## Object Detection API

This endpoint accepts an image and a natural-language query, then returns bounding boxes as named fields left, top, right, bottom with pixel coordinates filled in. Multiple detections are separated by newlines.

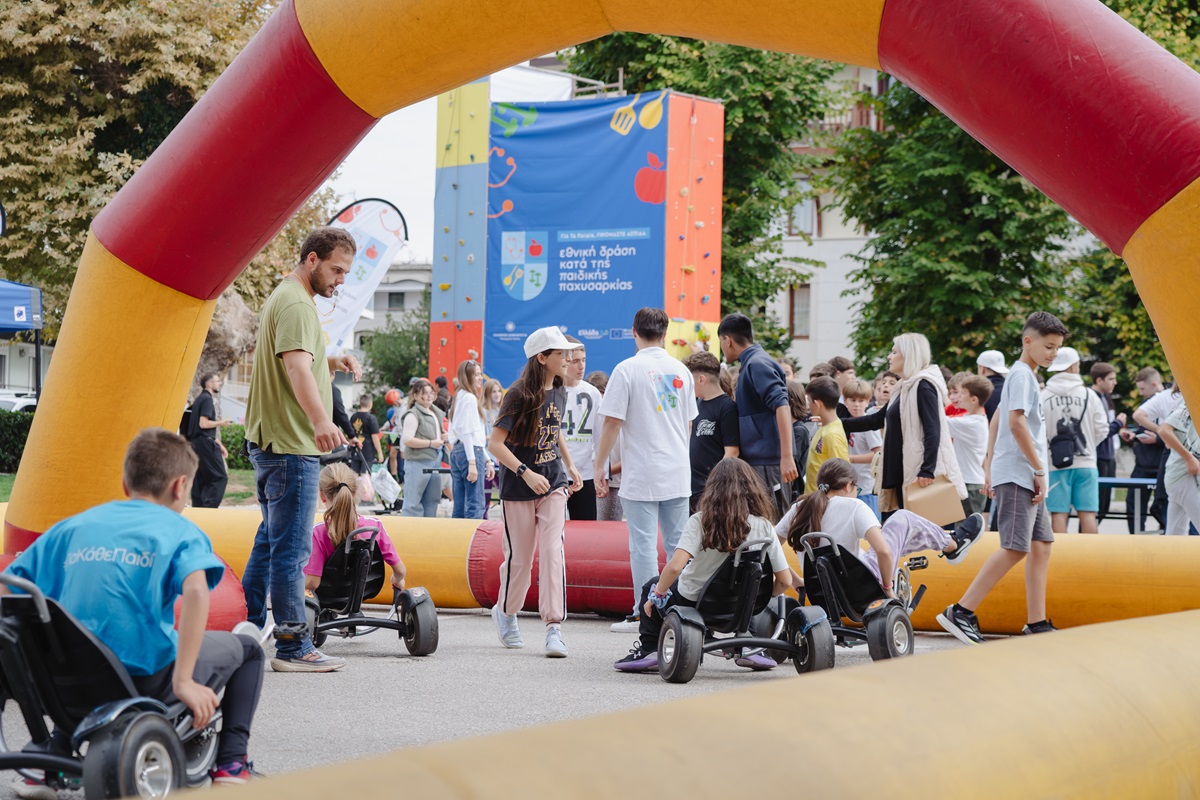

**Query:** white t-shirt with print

left=990, top=361, right=1046, bottom=492
left=599, top=347, right=697, bottom=502
left=563, top=381, right=603, bottom=481
left=847, top=428, right=882, bottom=494
left=675, top=514, right=788, bottom=601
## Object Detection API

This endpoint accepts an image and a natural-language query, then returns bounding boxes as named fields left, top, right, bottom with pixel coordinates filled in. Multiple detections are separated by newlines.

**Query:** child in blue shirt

left=3, top=429, right=263, bottom=786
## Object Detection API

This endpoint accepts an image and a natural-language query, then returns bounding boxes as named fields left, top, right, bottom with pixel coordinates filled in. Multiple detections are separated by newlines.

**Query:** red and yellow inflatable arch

left=6, top=0, right=1200, bottom=791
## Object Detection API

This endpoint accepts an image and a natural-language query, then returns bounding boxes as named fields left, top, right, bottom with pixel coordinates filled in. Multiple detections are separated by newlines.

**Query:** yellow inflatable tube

left=235, top=611, right=1200, bottom=798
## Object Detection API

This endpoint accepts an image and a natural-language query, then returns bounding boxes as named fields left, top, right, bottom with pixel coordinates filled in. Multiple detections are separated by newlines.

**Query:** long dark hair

left=499, top=351, right=562, bottom=448
left=698, top=459, right=777, bottom=553
left=786, top=458, right=856, bottom=551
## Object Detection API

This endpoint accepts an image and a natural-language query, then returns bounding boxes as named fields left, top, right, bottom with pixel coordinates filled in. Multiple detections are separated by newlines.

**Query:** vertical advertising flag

left=485, top=94, right=670, bottom=381
left=318, top=199, right=408, bottom=355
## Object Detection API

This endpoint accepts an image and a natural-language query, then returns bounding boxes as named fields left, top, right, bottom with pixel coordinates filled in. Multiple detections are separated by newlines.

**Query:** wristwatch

left=516, top=464, right=528, bottom=477
left=1033, top=469, right=1047, bottom=476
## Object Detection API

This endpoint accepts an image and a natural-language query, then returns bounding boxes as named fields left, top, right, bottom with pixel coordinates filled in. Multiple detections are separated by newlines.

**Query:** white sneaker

left=609, top=615, right=640, bottom=633
left=545, top=627, right=568, bottom=658
left=492, top=604, right=524, bottom=648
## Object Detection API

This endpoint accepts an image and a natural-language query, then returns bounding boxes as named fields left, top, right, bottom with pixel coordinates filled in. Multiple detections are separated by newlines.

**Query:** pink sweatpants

left=498, top=488, right=567, bottom=625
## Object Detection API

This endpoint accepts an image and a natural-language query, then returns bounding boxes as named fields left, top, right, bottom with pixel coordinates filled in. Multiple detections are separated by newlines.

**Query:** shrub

left=220, top=424, right=251, bottom=470
left=0, top=410, right=34, bottom=473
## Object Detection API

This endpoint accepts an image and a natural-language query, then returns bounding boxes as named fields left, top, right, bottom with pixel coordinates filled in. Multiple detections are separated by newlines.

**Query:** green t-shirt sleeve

left=273, top=300, right=322, bottom=359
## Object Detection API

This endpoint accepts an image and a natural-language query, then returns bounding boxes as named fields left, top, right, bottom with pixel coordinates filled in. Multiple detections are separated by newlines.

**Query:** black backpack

left=1048, top=390, right=1089, bottom=469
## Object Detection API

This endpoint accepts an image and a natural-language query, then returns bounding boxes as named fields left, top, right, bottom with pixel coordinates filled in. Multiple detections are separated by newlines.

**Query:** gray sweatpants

left=862, top=510, right=954, bottom=584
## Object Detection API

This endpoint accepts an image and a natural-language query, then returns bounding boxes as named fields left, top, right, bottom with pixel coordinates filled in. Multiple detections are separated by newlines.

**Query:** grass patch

left=0, top=474, right=13, bottom=503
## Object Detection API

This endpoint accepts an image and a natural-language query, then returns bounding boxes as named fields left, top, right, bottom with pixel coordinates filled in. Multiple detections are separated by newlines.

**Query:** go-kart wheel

left=403, top=599, right=439, bottom=655
left=180, top=725, right=218, bottom=788
left=894, top=567, right=912, bottom=611
left=867, top=605, right=914, bottom=660
left=304, top=603, right=328, bottom=649
left=83, top=713, right=184, bottom=799
left=752, top=596, right=799, bottom=663
left=658, top=612, right=703, bottom=684
left=792, top=614, right=835, bottom=674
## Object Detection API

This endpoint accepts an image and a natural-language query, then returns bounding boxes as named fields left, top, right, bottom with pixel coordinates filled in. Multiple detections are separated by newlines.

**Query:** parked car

left=0, top=391, right=37, bottom=413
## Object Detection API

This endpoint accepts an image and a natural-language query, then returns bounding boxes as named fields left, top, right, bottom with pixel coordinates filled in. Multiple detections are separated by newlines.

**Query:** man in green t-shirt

left=242, top=227, right=362, bottom=673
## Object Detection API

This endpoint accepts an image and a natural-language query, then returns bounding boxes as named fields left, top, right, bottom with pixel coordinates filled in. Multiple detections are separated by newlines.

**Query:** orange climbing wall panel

left=663, top=94, right=724, bottom=322
left=429, top=320, right=483, bottom=382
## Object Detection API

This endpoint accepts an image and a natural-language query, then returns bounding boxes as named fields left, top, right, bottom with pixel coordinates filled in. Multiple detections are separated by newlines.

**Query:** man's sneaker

left=492, top=604, right=524, bottom=648
left=1022, top=619, right=1058, bottom=635
left=936, top=604, right=986, bottom=645
left=610, top=615, right=640, bottom=633
left=211, top=760, right=257, bottom=786
left=270, top=650, right=346, bottom=672
left=613, top=641, right=659, bottom=673
left=943, top=513, right=984, bottom=564
left=734, top=651, right=777, bottom=671
left=545, top=627, right=568, bottom=658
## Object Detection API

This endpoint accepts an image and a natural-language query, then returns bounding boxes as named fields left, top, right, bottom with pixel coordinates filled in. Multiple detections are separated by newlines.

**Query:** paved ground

left=0, top=610, right=966, bottom=795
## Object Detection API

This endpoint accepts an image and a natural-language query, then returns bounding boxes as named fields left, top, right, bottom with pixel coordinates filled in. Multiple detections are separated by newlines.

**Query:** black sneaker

left=943, top=513, right=984, bottom=564
left=1022, top=619, right=1058, bottom=635
left=613, top=641, right=659, bottom=672
left=936, top=604, right=985, bottom=645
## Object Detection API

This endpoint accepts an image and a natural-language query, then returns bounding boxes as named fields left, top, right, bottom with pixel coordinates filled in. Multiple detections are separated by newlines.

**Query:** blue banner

left=0, top=279, right=43, bottom=332
left=485, top=94, right=669, bottom=383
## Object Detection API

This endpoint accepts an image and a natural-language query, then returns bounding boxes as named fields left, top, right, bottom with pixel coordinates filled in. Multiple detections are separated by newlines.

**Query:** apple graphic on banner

left=366, top=245, right=378, bottom=259
left=529, top=239, right=543, bottom=257
left=634, top=153, right=666, bottom=204
left=338, top=205, right=360, bottom=223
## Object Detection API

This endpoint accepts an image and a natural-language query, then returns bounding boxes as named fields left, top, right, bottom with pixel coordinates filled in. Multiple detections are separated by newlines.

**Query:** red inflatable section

left=0, top=553, right=246, bottom=632
left=878, top=0, right=1200, bottom=254
left=467, top=520, right=667, bottom=614
left=90, top=0, right=376, bottom=300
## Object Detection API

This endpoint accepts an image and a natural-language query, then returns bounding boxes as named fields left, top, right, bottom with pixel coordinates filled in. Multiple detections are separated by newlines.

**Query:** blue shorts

left=1047, top=467, right=1099, bottom=513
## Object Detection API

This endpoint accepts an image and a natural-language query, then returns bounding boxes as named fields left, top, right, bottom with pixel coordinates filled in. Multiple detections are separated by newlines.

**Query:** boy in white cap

left=1041, top=347, right=1110, bottom=533
left=975, top=349, right=1009, bottom=422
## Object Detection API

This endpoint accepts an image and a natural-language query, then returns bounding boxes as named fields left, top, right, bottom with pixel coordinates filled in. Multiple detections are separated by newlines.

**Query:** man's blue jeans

left=450, top=442, right=486, bottom=519
left=622, top=496, right=690, bottom=616
left=243, top=445, right=320, bottom=658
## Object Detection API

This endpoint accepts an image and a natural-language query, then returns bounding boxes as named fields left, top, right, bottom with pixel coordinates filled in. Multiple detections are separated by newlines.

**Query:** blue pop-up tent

left=0, top=278, right=45, bottom=398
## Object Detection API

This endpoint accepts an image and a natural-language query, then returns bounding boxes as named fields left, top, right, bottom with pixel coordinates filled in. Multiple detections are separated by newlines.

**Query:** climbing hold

left=695, top=221, right=705, bottom=229
left=443, top=226, right=450, bottom=233
left=678, top=235, right=685, bottom=241
left=679, top=187, right=689, bottom=197
left=469, top=153, right=475, bottom=162
left=440, top=366, right=447, bottom=374
left=440, top=338, right=448, bottom=346
left=458, top=239, right=465, bottom=246
left=466, top=254, right=475, bottom=264
left=687, top=205, right=695, bottom=212
left=678, top=293, right=686, bottom=301
left=704, top=252, right=711, bottom=258
left=681, top=265, right=696, bottom=274
left=701, top=295, right=711, bottom=304
left=697, top=176, right=704, bottom=182
left=439, top=283, right=451, bottom=290
left=468, top=210, right=475, bottom=216
left=442, top=255, right=449, bottom=261
left=455, top=323, right=463, bottom=330
left=441, top=311, right=448, bottom=318
left=465, top=295, right=472, bottom=302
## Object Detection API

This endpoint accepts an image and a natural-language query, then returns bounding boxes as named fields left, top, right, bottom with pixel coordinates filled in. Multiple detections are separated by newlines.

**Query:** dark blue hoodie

left=735, top=344, right=789, bottom=465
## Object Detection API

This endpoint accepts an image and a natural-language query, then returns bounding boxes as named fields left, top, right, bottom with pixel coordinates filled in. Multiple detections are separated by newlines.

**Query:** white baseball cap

left=1048, top=346, right=1081, bottom=373
left=976, top=350, right=1009, bottom=375
left=523, top=327, right=584, bottom=359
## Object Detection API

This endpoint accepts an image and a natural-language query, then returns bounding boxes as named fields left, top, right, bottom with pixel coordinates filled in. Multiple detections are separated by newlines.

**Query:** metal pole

left=33, top=329, right=42, bottom=400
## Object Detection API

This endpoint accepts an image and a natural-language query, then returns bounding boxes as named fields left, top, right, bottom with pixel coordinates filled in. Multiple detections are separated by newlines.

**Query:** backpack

left=1048, top=390, right=1089, bottom=469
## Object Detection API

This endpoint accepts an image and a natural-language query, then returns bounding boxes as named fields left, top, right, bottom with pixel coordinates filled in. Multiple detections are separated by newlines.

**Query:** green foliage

left=828, top=84, right=1074, bottom=375
left=1059, top=248, right=1170, bottom=398
left=0, top=411, right=34, bottom=473
left=361, top=290, right=431, bottom=399
left=220, top=423, right=251, bottom=471
left=565, top=36, right=836, bottom=318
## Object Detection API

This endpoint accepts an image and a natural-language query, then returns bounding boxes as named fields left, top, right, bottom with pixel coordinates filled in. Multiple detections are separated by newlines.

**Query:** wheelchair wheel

left=791, top=614, right=835, bottom=674
left=83, top=713, right=185, bottom=799
left=658, top=612, right=703, bottom=684
left=866, top=605, right=914, bottom=660
left=403, top=600, right=439, bottom=655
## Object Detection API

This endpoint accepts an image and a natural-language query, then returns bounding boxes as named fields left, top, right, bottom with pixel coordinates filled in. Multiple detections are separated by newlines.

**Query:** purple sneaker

left=614, top=642, right=659, bottom=673
left=735, top=651, right=777, bottom=671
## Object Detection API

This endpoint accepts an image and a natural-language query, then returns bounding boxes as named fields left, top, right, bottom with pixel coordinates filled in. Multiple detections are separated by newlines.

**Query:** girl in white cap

left=487, top=327, right=584, bottom=657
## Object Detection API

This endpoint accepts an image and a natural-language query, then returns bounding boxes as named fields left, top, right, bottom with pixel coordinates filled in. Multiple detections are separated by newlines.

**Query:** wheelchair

left=0, top=575, right=220, bottom=799
left=304, top=526, right=438, bottom=656
left=792, top=532, right=928, bottom=663
left=656, top=539, right=832, bottom=684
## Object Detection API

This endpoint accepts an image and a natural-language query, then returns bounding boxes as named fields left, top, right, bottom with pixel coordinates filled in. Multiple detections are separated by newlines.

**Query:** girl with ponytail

left=304, top=461, right=406, bottom=592
left=779, top=458, right=984, bottom=596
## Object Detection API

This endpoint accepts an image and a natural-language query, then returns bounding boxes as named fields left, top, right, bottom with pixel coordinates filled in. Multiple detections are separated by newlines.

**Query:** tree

left=360, top=290, right=431, bottom=404
left=565, top=36, right=836, bottom=323
left=0, top=0, right=335, bottom=342
left=828, top=83, right=1074, bottom=374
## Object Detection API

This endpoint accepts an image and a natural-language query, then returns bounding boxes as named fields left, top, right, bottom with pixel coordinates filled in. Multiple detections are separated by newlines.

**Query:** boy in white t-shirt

left=594, top=308, right=698, bottom=631
left=948, top=374, right=993, bottom=517
left=842, top=378, right=882, bottom=520
left=562, top=336, right=603, bottom=521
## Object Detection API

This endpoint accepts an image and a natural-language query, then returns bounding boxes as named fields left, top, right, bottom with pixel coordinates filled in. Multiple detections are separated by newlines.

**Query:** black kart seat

left=314, top=526, right=386, bottom=615
left=693, top=540, right=775, bottom=635
left=799, top=535, right=887, bottom=625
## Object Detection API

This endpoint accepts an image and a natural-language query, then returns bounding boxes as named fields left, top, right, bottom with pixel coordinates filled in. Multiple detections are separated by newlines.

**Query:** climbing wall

left=430, top=81, right=489, bottom=380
